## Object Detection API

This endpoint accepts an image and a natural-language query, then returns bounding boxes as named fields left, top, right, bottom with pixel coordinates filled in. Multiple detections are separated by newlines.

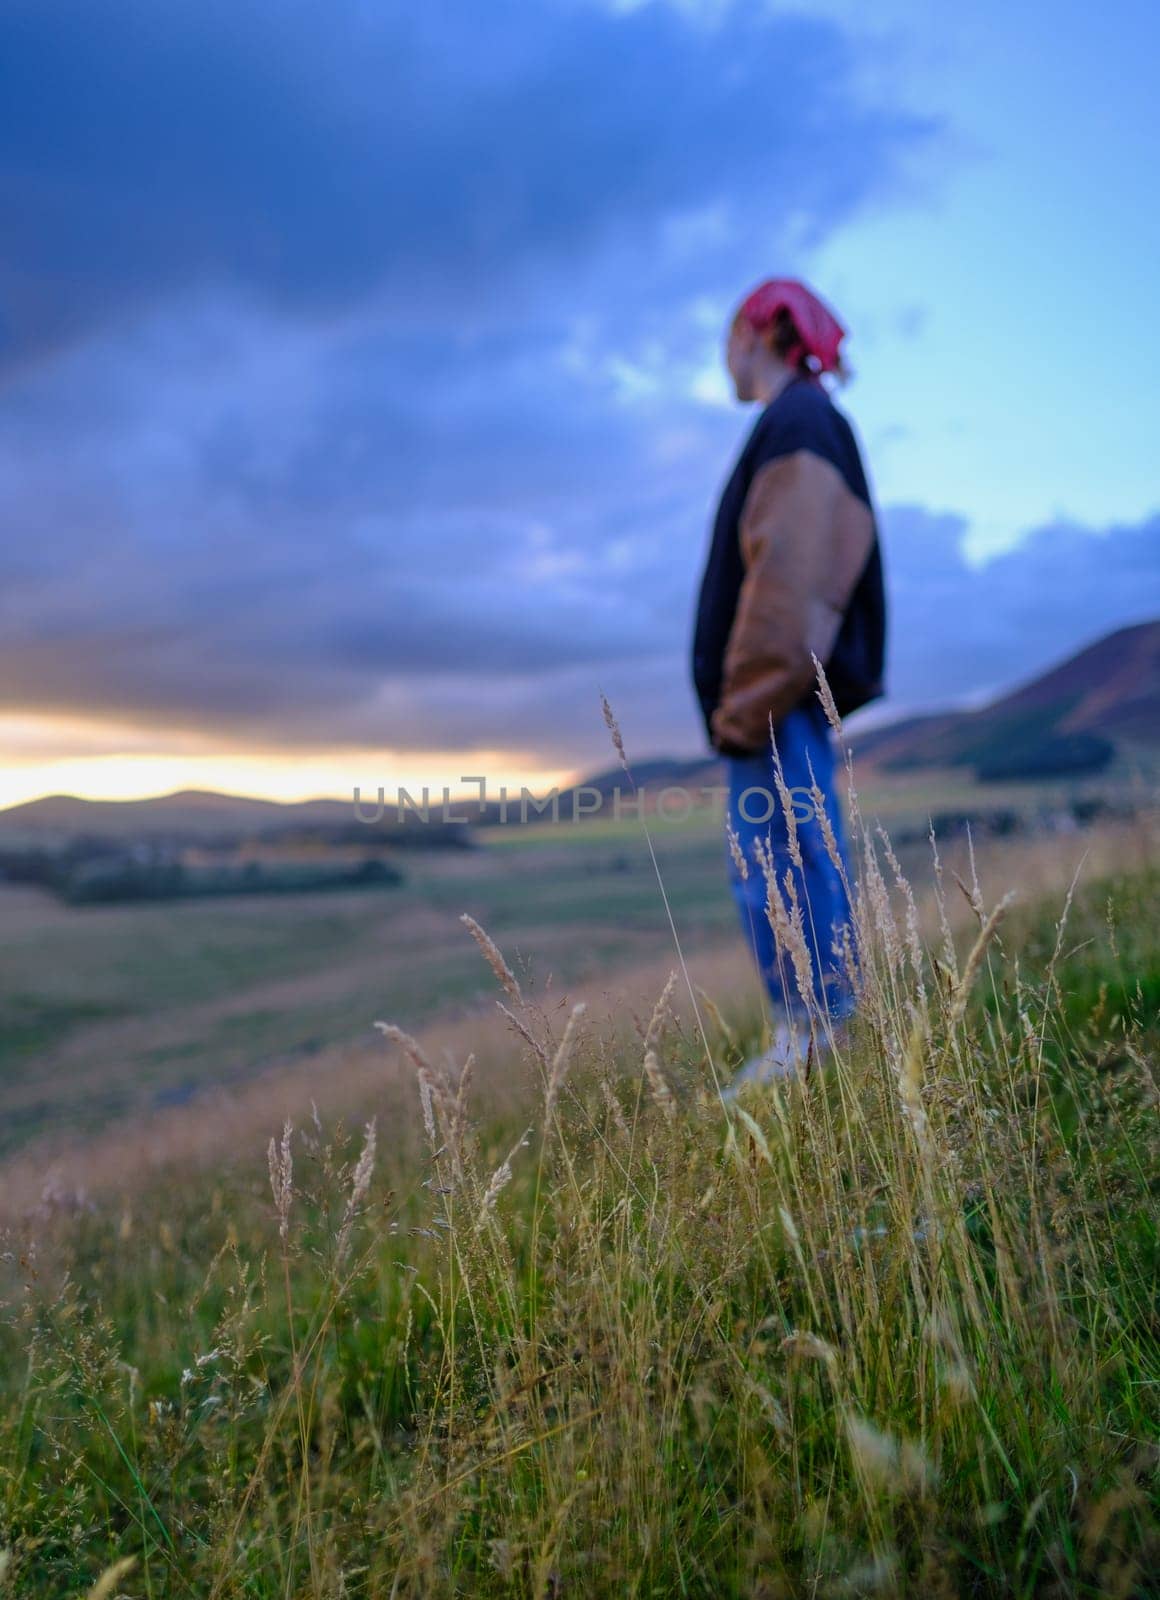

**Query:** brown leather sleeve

left=709, top=448, right=875, bottom=752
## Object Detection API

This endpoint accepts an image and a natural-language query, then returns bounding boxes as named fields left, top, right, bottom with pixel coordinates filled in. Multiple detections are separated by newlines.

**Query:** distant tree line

left=0, top=839, right=406, bottom=905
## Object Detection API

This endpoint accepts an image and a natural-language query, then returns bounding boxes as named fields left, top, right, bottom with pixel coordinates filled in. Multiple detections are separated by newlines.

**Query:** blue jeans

left=723, top=699, right=859, bottom=1028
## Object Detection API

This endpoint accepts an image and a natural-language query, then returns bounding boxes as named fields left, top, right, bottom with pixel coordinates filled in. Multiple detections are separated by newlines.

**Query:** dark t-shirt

left=691, top=373, right=887, bottom=751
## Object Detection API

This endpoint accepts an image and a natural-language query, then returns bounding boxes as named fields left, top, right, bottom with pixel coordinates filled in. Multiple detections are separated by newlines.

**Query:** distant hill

left=0, top=788, right=355, bottom=842
left=0, top=765, right=744, bottom=842
left=0, top=786, right=469, bottom=850
left=845, top=619, right=1160, bottom=779
left=2, top=621, right=1156, bottom=847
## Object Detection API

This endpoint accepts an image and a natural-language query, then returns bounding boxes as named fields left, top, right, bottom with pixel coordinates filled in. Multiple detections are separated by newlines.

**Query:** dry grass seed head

left=643, top=1046, right=676, bottom=1120
left=600, top=691, right=631, bottom=778
left=460, top=913, right=523, bottom=1004
left=862, top=836, right=903, bottom=973
left=695, top=984, right=738, bottom=1051
left=477, top=1128, right=533, bottom=1228
left=947, top=890, right=1017, bottom=1031
left=780, top=1330, right=839, bottom=1366
left=495, top=1000, right=552, bottom=1073
left=86, top=1556, right=139, bottom=1599
left=876, top=822, right=928, bottom=1004
left=726, top=818, right=749, bottom=881
left=645, top=971, right=679, bottom=1055
left=812, top=652, right=844, bottom=739
left=844, top=1414, right=904, bottom=1492
left=754, top=836, right=793, bottom=955
left=334, top=1117, right=377, bottom=1268
left=802, top=747, right=846, bottom=881
left=267, top=1118, right=293, bottom=1242
left=544, top=1002, right=587, bottom=1124
left=766, top=721, right=803, bottom=871
left=779, top=864, right=817, bottom=1010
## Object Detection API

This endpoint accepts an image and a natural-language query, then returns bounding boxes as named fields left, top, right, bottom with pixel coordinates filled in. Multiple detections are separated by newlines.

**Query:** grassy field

left=1, top=747, right=1152, bottom=1160
left=0, top=758, right=976, bottom=1160
left=0, top=727, right=1157, bottom=1595
left=0, top=820, right=741, bottom=1158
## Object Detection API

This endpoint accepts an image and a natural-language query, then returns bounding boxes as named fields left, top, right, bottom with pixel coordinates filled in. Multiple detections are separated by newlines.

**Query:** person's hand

left=711, top=731, right=764, bottom=759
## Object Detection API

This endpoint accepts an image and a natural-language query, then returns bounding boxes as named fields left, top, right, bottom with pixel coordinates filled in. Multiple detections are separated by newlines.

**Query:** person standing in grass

left=691, top=278, right=887, bottom=1089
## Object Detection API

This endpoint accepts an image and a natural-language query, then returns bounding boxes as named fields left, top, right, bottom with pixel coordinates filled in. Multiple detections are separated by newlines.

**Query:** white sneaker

left=721, top=1018, right=813, bottom=1102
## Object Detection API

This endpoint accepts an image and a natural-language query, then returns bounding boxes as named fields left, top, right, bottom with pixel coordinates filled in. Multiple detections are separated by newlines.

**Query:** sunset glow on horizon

left=0, top=714, right=583, bottom=812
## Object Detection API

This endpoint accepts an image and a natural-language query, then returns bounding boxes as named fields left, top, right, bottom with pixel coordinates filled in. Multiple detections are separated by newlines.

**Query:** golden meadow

left=1, top=683, right=1157, bottom=1598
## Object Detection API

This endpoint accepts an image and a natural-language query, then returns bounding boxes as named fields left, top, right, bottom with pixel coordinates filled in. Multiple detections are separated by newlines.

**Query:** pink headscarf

left=736, top=277, right=847, bottom=374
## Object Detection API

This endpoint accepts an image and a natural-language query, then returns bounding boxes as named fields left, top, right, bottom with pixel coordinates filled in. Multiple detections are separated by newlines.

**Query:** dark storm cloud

left=0, top=0, right=959, bottom=769
left=3, top=292, right=1156, bottom=772
left=0, top=329, right=715, bottom=754
left=0, top=0, right=939, bottom=372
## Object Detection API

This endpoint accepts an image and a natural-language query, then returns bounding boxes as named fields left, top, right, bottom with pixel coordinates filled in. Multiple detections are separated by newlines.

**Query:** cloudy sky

left=1, top=0, right=1157, bottom=806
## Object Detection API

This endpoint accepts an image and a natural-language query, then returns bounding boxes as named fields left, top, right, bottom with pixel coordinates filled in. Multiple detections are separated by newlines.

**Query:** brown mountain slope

left=995, top=620, right=1160, bottom=740
left=847, top=620, right=1160, bottom=774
